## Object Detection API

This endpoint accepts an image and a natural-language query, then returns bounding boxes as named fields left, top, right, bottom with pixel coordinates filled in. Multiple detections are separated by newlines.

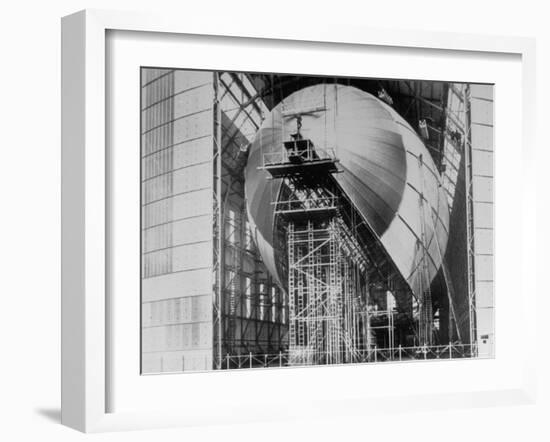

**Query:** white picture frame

left=61, top=9, right=537, bottom=433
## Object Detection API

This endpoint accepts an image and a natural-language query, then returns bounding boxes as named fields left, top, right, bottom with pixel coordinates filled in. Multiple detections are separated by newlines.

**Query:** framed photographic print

left=61, top=9, right=537, bottom=432
left=139, top=68, right=492, bottom=374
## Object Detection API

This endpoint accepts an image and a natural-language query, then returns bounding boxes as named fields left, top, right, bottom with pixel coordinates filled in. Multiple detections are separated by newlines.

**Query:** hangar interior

left=140, top=69, right=494, bottom=373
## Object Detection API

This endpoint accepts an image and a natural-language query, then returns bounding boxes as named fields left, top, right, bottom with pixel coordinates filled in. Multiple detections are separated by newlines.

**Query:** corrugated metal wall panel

left=174, top=70, right=213, bottom=94
left=142, top=222, right=172, bottom=253
left=141, top=198, right=172, bottom=229
left=474, top=229, right=493, bottom=255
left=142, top=148, right=174, bottom=181
left=142, top=268, right=212, bottom=302
left=142, top=248, right=172, bottom=278
left=475, top=281, right=494, bottom=309
left=141, top=68, right=215, bottom=373
left=470, top=84, right=494, bottom=357
left=142, top=98, right=174, bottom=132
left=472, top=150, right=494, bottom=176
left=142, top=173, right=172, bottom=204
left=171, top=216, right=211, bottom=246
left=474, top=255, right=494, bottom=282
left=172, top=162, right=211, bottom=194
left=142, top=125, right=173, bottom=156
left=471, top=126, right=493, bottom=151
left=473, top=202, right=493, bottom=228
left=141, top=69, right=172, bottom=87
left=142, top=294, right=211, bottom=327
left=143, top=216, right=211, bottom=254
left=172, top=188, right=211, bottom=220
left=172, top=241, right=211, bottom=272
left=174, top=84, right=213, bottom=118
left=142, top=323, right=212, bottom=353
left=173, top=112, right=213, bottom=145
left=173, top=137, right=212, bottom=169
left=472, top=176, right=493, bottom=202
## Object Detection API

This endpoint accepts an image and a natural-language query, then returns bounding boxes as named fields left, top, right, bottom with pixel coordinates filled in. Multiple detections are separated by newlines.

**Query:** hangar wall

left=469, top=84, right=495, bottom=357
left=141, top=70, right=289, bottom=373
left=141, top=69, right=215, bottom=373
left=139, top=69, right=495, bottom=372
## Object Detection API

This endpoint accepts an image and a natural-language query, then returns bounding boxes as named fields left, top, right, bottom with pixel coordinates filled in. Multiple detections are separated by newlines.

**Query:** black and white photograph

left=140, top=69, right=494, bottom=374
left=2, top=0, right=547, bottom=438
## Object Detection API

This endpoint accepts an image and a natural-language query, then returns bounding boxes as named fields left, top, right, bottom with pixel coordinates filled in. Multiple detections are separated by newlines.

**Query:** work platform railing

left=262, top=144, right=338, bottom=168
left=220, top=343, right=480, bottom=370
left=272, top=195, right=339, bottom=217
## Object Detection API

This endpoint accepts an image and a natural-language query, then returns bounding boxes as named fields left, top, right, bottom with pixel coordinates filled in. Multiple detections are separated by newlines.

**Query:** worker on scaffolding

left=286, top=114, right=318, bottom=162
left=290, top=114, right=303, bottom=142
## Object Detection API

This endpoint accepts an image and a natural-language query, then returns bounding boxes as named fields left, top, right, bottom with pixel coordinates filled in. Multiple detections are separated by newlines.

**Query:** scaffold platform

left=261, top=139, right=340, bottom=178
left=273, top=196, right=339, bottom=221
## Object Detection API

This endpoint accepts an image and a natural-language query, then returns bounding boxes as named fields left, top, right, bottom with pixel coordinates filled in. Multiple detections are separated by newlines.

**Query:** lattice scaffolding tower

left=261, top=107, right=371, bottom=366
